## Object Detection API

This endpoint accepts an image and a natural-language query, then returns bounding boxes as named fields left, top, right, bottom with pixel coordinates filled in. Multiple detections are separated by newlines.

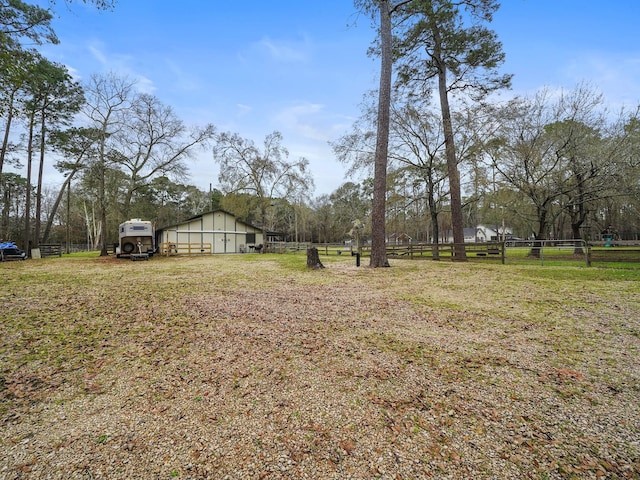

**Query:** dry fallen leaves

left=0, top=255, right=639, bottom=479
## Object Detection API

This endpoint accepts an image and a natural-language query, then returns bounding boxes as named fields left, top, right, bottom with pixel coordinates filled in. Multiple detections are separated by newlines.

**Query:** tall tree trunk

left=570, top=204, right=586, bottom=254
left=2, top=180, right=11, bottom=237
left=0, top=100, right=13, bottom=240
left=530, top=203, right=550, bottom=258
left=66, top=181, right=71, bottom=253
left=122, top=176, right=139, bottom=220
left=99, top=158, right=108, bottom=256
left=42, top=173, right=75, bottom=243
left=83, top=201, right=92, bottom=247
left=370, top=0, right=392, bottom=268
left=23, top=118, right=35, bottom=253
left=433, top=29, right=466, bottom=261
left=570, top=169, right=587, bottom=254
left=34, top=112, right=46, bottom=247
left=261, top=202, right=268, bottom=253
left=428, top=196, right=440, bottom=260
left=0, top=91, right=15, bottom=177
left=96, top=135, right=109, bottom=256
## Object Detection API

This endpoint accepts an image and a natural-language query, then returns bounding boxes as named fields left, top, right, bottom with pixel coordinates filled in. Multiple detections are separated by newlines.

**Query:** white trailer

left=117, top=219, right=155, bottom=260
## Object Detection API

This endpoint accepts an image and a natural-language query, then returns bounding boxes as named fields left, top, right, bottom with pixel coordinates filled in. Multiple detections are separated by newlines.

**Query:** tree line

left=2, top=1, right=639, bottom=259
left=334, top=83, right=640, bottom=246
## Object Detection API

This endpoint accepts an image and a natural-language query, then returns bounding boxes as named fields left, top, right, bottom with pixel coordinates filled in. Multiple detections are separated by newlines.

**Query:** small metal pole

left=356, top=252, right=361, bottom=267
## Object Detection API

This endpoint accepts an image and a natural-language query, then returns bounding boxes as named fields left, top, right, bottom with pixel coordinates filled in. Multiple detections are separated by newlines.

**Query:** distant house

left=442, top=228, right=476, bottom=243
left=156, top=210, right=264, bottom=255
left=442, top=225, right=513, bottom=243
left=388, top=233, right=412, bottom=244
left=477, top=224, right=513, bottom=242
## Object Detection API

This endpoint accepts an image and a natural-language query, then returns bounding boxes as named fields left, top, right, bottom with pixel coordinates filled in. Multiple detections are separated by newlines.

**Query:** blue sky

left=34, top=0, right=640, bottom=197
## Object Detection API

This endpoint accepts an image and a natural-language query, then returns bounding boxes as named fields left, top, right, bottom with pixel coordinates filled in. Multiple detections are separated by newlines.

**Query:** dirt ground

left=1, top=255, right=639, bottom=479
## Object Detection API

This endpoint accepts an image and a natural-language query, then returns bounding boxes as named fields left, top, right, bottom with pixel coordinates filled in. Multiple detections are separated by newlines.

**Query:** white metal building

left=156, top=210, right=264, bottom=255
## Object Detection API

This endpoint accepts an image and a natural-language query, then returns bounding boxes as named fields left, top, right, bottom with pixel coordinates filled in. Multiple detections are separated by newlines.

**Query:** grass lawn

left=1, top=253, right=639, bottom=478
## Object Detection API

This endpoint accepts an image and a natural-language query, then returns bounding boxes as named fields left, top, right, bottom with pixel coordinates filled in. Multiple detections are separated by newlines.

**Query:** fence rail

left=267, top=241, right=312, bottom=253
left=267, top=240, right=627, bottom=267
left=27, top=239, right=637, bottom=266
left=503, top=239, right=591, bottom=266
left=342, top=242, right=504, bottom=262
left=38, top=243, right=63, bottom=257
left=588, top=240, right=640, bottom=247
left=158, top=242, right=212, bottom=256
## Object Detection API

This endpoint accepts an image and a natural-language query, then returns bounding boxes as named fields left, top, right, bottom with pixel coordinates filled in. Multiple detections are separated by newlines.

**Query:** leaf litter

left=0, top=255, right=638, bottom=479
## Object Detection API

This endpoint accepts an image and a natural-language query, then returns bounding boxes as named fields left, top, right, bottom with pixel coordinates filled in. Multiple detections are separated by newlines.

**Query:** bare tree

left=390, top=98, right=449, bottom=253
left=113, top=93, right=215, bottom=218
left=83, top=72, right=135, bottom=256
left=213, top=131, right=313, bottom=251
left=42, top=127, right=100, bottom=243
left=488, top=86, right=639, bottom=253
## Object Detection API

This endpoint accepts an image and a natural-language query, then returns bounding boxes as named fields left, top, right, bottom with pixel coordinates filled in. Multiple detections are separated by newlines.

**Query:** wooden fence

left=367, top=242, right=505, bottom=262
left=38, top=243, right=63, bottom=257
left=158, top=242, right=212, bottom=256
left=265, top=242, right=506, bottom=262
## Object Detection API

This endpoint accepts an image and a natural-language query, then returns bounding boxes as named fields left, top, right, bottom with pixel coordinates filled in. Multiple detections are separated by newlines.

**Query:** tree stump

left=306, top=247, right=324, bottom=269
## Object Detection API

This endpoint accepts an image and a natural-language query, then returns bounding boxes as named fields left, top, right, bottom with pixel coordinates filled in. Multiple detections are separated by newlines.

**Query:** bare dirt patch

left=1, top=255, right=639, bottom=479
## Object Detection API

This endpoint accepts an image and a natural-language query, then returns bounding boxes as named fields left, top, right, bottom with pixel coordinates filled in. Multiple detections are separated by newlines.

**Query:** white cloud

left=247, top=35, right=311, bottom=64
left=164, top=59, right=201, bottom=92
left=88, top=41, right=109, bottom=66
left=134, top=75, right=156, bottom=94
left=562, top=52, right=640, bottom=107
left=273, top=102, right=356, bottom=145
left=236, top=103, right=253, bottom=116
left=86, top=40, right=156, bottom=94
left=266, top=101, right=357, bottom=195
left=256, top=37, right=308, bottom=63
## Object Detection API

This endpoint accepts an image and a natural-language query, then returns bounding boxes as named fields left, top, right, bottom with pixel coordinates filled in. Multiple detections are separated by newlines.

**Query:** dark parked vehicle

left=0, top=242, right=27, bottom=261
